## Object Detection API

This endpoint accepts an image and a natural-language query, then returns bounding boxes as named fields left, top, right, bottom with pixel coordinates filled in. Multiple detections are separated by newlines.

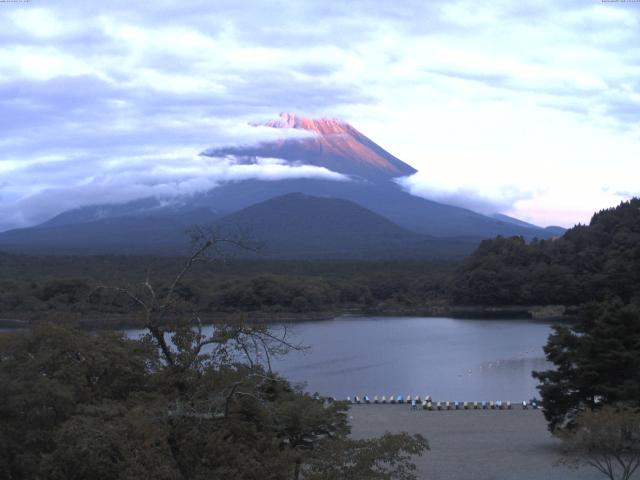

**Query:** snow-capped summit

left=205, top=112, right=417, bottom=181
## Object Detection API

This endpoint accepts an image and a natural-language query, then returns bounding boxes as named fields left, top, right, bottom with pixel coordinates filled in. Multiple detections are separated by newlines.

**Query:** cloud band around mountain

left=0, top=154, right=349, bottom=232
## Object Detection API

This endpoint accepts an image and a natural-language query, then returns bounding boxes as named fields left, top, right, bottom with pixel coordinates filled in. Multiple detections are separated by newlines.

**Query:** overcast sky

left=1, top=0, right=639, bottom=231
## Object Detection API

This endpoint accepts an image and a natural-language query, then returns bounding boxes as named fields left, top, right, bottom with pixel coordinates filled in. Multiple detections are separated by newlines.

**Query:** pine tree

left=533, top=299, right=640, bottom=432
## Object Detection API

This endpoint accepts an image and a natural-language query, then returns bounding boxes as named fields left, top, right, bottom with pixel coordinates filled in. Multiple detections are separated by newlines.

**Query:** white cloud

left=8, top=7, right=67, bottom=38
left=395, top=173, right=538, bottom=217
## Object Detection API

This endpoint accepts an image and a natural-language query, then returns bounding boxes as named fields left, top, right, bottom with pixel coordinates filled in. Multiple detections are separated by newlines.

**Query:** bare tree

left=559, top=405, right=640, bottom=480
left=101, top=227, right=301, bottom=379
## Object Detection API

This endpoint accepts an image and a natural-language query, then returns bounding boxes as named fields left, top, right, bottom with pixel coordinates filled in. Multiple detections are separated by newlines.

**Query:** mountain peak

left=265, top=112, right=350, bottom=135
left=207, top=113, right=417, bottom=180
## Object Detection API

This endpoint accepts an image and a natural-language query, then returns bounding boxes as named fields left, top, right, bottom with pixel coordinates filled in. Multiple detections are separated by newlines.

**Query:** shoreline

left=0, top=304, right=575, bottom=331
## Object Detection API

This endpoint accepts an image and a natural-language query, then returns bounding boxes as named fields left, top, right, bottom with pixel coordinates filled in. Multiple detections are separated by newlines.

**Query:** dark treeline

left=0, top=256, right=455, bottom=320
left=453, top=198, right=640, bottom=306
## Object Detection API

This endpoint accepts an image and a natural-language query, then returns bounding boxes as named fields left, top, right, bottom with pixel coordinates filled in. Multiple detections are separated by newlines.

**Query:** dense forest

left=0, top=257, right=455, bottom=324
left=516, top=199, right=640, bottom=442
left=453, top=198, right=640, bottom=307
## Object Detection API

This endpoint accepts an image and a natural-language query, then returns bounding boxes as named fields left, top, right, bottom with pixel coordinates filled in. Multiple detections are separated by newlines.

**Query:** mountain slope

left=189, top=177, right=555, bottom=238
left=0, top=209, right=217, bottom=255
left=492, top=213, right=566, bottom=236
left=31, top=176, right=553, bottom=241
left=0, top=194, right=478, bottom=258
left=215, top=193, right=478, bottom=259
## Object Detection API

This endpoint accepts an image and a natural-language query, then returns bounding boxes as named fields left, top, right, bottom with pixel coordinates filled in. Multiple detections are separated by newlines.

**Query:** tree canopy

left=533, top=300, right=640, bottom=432
left=453, top=198, right=640, bottom=306
left=518, top=200, right=640, bottom=438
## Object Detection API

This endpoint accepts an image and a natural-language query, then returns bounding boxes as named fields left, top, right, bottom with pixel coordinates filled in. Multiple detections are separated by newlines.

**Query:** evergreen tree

left=453, top=198, right=640, bottom=307
left=533, top=299, right=640, bottom=432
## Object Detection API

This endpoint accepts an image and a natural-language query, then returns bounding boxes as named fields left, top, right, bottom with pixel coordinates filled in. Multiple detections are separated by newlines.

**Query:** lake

left=127, top=315, right=554, bottom=402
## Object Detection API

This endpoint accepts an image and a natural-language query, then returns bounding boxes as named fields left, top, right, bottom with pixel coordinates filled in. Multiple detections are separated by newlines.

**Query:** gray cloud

left=0, top=0, right=638, bottom=230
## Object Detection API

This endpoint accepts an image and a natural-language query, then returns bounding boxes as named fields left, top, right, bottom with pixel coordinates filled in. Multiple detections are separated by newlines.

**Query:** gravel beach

left=349, top=405, right=603, bottom=480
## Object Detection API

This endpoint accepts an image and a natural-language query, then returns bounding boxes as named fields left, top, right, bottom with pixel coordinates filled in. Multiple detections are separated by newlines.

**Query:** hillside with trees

left=452, top=198, right=640, bottom=307
left=517, top=200, right=640, bottom=480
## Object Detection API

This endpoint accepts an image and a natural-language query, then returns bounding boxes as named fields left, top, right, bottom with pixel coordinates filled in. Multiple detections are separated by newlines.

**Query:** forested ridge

left=453, top=198, right=640, bottom=306
left=511, top=199, right=640, bottom=448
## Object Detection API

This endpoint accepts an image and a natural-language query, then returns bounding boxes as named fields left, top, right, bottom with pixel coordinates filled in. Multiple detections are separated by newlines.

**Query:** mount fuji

left=0, top=113, right=563, bottom=257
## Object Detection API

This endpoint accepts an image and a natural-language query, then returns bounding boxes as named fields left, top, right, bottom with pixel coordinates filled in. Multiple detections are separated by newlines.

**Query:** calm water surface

left=128, top=316, right=553, bottom=402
